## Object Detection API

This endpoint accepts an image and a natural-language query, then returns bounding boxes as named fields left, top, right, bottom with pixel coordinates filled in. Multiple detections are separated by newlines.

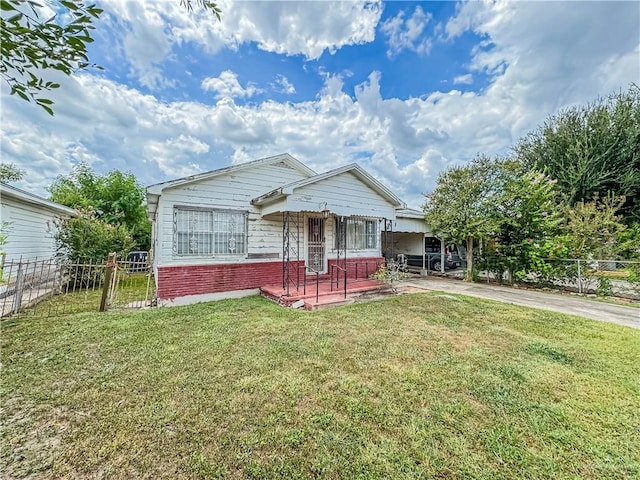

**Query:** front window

left=173, top=207, right=247, bottom=256
left=335, top=218, right=378, bottom=250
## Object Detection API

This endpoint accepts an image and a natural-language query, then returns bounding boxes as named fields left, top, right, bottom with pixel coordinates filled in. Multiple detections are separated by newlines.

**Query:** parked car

left=126, top=251, right=149, bottom=273
left=399, top=237, right=465, bottom=271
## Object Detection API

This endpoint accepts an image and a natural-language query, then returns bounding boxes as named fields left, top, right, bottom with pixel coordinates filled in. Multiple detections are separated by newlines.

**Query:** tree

left=514, top=85, right=640, bottom=222
left=1, top=0, right=220, bottom=114
left=0, top=162, right=24, bottom=182
left=425, top=157, right=566, bottom=282
left=49, top=162, right=150, bottom=250
left=1, top=0, right=103, bottom=115
left=424, top=155, right=503, bottom=281
left=481, top=164, right=566, bottom=282
left=563, top=193, right=627, bottom=260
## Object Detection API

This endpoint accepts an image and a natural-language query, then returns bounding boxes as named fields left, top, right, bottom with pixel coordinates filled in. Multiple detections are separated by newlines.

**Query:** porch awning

left=394, top=208, right=430, bottom=234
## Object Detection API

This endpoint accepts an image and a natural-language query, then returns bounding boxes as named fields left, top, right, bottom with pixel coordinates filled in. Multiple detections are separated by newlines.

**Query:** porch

left=258, top=208, right=391, bottom=308
left=260, top=276, right=389, bottom=310
left=250, top=163, right=404, bottom=308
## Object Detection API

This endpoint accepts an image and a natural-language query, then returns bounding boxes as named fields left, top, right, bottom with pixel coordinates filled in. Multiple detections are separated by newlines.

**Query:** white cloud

left=1, top=2, right=637, bottom=211
left=381, top=6, right=433, bottom=57
left=453, top=74, right=473, bottom=85
left=101, top=0, right=382, bottom=87
left=144, top=135, right=209, bottom=178
left=272, top=75, right=296, bottom=95
left=201, top=71, right=262, bottom=99
left=444, top=0, right=640, bottom=112
left=0, top=70, right=528, bottom=209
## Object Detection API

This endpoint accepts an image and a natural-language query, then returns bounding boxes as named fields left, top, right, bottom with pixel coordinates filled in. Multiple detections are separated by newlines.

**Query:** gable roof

left=146, top=153, right=316, bottom=195
left=252, top=163, right=405, bottom=208
left=0, top=183, right=76, bottom=216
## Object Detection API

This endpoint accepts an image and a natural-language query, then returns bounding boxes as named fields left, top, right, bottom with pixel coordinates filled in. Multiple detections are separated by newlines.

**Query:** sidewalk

left=400, top=277, right=639, bottom=329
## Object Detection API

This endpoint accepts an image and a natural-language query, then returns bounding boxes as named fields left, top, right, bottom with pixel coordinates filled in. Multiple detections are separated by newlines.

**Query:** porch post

left=334, top=215, right=347, bottom=291
left=282, top=212, right=287, bottom=290
left=282, top=211, right=301, bottom=296
left=382, top=218, right=393, bottom=261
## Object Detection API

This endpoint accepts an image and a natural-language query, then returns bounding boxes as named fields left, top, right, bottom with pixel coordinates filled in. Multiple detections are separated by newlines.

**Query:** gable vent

left=274, top=161, right=294, bottom=169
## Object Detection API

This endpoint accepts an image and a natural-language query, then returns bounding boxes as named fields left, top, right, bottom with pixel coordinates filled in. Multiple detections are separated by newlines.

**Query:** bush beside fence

left=476, top=257, right=640, bottom=299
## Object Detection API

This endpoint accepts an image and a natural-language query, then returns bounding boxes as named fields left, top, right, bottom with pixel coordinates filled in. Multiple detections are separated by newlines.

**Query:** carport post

left=422, top=233, right=427, bottom=276
left=440, top=237, right=445, bottom=273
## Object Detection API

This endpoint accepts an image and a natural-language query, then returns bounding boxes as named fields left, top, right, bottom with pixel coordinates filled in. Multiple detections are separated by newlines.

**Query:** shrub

left=51, top=209, right=135, bottom=289
left=52, top=208, right=135, bottom=262
left=596, top=277, right=614, bottom=297
left=372, top=260, right=411, bottom=293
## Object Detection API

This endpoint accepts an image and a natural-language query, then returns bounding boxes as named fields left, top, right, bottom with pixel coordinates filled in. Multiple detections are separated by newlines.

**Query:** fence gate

left=0, top=253, right=155, bottom=319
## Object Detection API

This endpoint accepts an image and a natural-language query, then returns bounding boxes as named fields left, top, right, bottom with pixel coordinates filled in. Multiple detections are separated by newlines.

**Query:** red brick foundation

left=327, top=257, right=385, bottom=279
left=157, top=261, right=302, bottom=300
left=157, top=257, right=384, bottom=300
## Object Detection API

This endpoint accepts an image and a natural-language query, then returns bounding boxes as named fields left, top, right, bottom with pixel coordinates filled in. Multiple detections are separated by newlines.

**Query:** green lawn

left=19, top=273, right=154, bottom=317
left=2, top=293, right=639, bottom=479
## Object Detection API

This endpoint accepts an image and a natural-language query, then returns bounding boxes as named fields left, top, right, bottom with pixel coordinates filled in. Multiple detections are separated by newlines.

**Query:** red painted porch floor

left=260, top=278, right=388, bottom=310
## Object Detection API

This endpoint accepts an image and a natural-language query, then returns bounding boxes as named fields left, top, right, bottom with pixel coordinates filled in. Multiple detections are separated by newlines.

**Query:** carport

left=383, top=208, right=446, bottom=275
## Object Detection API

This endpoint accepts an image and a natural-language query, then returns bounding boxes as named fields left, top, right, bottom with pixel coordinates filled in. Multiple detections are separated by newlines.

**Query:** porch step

left=260, top=278, right=387, bottom=310
left=304, top=294, right=355, bottom=310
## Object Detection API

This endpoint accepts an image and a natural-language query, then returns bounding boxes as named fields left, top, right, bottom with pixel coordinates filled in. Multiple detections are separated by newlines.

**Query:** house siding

left=155, top=163, right=308, bottom=267
left=281, top=171, right=397, bottom=219
left=149, top=158, right=404, bottom=304
left=0, top=197, right=65, bottom=262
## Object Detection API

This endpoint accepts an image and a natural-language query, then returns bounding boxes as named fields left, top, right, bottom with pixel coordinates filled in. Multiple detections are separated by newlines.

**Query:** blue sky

left=2, top=1, right=639, bottom=209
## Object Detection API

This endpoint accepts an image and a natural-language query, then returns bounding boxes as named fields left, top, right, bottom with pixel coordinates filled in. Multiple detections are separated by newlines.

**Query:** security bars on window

left=173, top=207, right=247, bottom=256
left=335, top=218, right=377, bottom=250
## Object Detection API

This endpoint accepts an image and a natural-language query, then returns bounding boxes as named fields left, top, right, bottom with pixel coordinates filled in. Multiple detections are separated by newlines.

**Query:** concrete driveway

left=400, top=277, right=640, bottom=329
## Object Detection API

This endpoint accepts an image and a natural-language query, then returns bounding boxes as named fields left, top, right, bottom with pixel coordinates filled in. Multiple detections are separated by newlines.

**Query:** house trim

left=0, top=183, right=76, bottom=217
left=146, top=153, right=316, bottom=220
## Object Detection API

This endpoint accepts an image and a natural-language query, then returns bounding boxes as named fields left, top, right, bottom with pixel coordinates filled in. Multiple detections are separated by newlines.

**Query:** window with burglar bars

left=173, top=207, right=247, bottom=256
left=335, top=218, right=378, bottom=250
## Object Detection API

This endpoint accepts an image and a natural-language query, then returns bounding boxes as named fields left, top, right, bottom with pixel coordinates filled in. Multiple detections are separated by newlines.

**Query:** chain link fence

left=475, top=257, right=640, bottom=300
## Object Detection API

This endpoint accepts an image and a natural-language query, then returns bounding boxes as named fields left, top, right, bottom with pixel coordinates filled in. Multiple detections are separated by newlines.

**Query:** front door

left=307, top=217, right=325, bottom=273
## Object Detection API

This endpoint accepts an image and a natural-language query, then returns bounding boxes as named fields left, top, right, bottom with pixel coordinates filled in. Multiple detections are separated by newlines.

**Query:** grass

left=2, top=293, right=639, bottom=479
left=585, top=294, right=640, bottom=308
left=18, top=273, right=153, bottom=317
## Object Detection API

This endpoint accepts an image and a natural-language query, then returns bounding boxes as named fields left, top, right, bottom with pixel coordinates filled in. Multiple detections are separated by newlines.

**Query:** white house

left=146, top=154, right=429, bottom=305
left=0, top=183, right=76, bottom=263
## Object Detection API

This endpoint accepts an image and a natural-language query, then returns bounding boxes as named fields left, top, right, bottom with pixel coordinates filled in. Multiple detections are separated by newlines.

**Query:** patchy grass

left=18, top=273, right=153, bottom=317
left=2, top=293, right=639, bottom=479
left=586, top=295, right=640, bottom=308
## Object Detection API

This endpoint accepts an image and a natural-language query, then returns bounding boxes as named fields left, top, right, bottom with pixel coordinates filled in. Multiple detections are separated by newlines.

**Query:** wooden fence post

left=100, top=253, right=117, bottom=312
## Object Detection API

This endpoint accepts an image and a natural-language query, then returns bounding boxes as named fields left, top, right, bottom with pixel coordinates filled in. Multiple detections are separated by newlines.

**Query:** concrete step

left=260, top=279, right=387, bottom=309
left=304, top=294, right=355, bottom=310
